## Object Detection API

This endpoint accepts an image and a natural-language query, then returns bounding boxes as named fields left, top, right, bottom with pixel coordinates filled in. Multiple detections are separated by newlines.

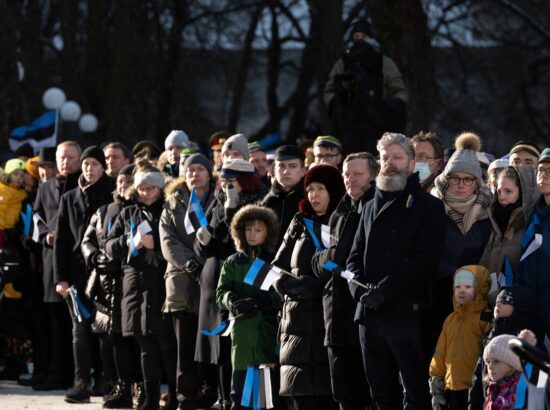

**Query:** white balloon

left=42, top=87, right=66, bottom=110
left=78, top=114, right=99, bottom=133
left=60, top=100, right=82, bottom=121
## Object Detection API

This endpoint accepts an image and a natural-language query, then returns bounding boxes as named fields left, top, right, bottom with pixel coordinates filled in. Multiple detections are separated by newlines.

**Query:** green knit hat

left=313, top=135, right=342, bottom=151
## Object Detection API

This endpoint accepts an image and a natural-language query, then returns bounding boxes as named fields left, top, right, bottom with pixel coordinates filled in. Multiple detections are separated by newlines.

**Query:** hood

left=516, top=165, right=539, bottom=213
left=453, top=265, right=490, bottom=312
left=230, top=204, right=279, bottom=253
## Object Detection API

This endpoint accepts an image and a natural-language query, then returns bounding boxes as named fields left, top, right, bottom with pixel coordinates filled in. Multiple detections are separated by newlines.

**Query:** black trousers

left=327, top=345, right=371, bottom=410
left=134, top=328, right=176, bottom=389
left=99, top=333, right=142, bottom=383
left=65, top=298, right=93, bottom=383
left=293, top=395, right=338, bottom=410
left=172, top=311, right=200, bottom=401
left=358, top=314, right=430, bottom=410
left=47, top=301, right=74, bottom=383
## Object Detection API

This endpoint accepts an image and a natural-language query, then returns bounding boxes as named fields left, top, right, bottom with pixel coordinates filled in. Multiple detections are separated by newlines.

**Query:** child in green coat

left=216, top=204, right=282, bottom=409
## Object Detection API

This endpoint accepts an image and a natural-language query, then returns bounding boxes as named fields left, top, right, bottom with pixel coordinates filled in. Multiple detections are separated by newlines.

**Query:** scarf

left=433, top=176, right=491, bottom=234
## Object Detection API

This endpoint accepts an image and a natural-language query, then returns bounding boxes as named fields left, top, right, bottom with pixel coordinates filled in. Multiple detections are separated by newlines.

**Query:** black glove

left=227, top=296, right=259, bottom=318
left=87, top=252, right=99, bottom=269
left=359, top=285, right=384, bottom=310
left=255, top=292, right=273, bottom=311
left=284, top=275, right=319, bottom=300
left=183, top=259, right=201, bottom=276
left=96, top=254, right=119, bottom=274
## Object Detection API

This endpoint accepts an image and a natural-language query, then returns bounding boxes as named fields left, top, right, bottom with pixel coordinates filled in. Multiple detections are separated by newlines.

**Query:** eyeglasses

left=448, top=176, right=476, bottom=186
left=415, top=154, right=438, bottom=162
left=538, top=167, right=550, bottom=177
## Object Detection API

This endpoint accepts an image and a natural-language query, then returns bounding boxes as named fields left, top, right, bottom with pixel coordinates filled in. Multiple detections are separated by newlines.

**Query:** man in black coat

left=262, top=145, right=306, bottom=247
left=346, top=133, right=446, bottom=410
left=312, top=152, right=378, bottom=410
left=53, top=146, right=115, bottom=403
left=32, top=141, right=82, bottom=391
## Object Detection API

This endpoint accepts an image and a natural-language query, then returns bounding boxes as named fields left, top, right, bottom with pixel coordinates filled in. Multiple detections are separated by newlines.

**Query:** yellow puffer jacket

left=429, top=265, right=492, bottom=391
left=0, top=182, right=27, bottom=230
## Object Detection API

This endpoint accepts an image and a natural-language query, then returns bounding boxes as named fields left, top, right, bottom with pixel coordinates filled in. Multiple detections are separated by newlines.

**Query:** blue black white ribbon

left=20, top=204, right=32, bottom=236
left=302, top=218, right=331, bottom=250
left=244, top=258, right=282, bottom=291
left=201, top=317, right=235, bottom=337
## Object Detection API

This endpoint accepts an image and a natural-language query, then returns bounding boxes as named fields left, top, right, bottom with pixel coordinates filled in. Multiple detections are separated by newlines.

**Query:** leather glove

left=359, top=285, right=384, bottom=310
left=284, top=276, right=319, bottom=300
left=196, top=226, right=213, bottom=246
left=224, top=183, right=239, bottom=210
left=183, top=259, right=201, bottom=275
left=429, top=376, right=446, bottom=410
left=227, top=296, right=259, bottom=318
left=87, top=252, right=99, bottom=269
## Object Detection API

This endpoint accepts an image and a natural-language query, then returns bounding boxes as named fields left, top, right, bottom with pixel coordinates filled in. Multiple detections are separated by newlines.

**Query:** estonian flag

left=9, top=111, right=58, bottom=152
left=244, top=258, right=282, bottom=291
left=520, top=213, right=542, bottom=262
left=184, top=188, right=208, bottom=234
left=322, top=261, right=356, bottom=281
left=241, top=365, right=274, bottom=409
left=201, top=317, right=235, bottom=337
left=503, top=255, right=513, bottom=286
left=303, top=218, right=331, bottom=250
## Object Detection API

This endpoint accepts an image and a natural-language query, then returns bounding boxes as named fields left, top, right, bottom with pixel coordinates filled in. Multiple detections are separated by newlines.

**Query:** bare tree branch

left=492, top=0, right=550, bottom=41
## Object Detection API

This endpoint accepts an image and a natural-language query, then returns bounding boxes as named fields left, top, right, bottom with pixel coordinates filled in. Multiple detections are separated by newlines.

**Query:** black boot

left=136, top=381, right=160, bottom=410
left=136, top=382, right=146, bottom=408
left=160, top=392, right=179, bottom=410
left=103, top=381, right=133, bottom=409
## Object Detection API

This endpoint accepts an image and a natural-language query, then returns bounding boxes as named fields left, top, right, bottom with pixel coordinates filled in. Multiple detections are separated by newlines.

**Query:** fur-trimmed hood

left=230, top=204, right=279, bottom=253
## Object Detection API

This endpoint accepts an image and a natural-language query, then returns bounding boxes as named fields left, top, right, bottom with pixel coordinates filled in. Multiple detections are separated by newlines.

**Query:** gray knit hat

left=483, top=334, right=522, bottom=371
left=444, top=132, right=483, bottom=185
left=222, top=133, right=249, bottom=161
left=164, top=130, right=190, bottom=150
left=134, top=170, right=166, bottom=189
left=182, top=153, right=212, bottom=178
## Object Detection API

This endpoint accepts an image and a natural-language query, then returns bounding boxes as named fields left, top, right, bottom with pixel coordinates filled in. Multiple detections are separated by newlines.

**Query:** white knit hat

left=165, top=130, right=190, bottom=150
left=483, top=335, right=522, bottom=371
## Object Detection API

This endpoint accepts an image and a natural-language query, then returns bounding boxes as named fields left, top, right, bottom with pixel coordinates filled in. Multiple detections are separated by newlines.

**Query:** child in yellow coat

left=430, top=265, right=493, bottom=410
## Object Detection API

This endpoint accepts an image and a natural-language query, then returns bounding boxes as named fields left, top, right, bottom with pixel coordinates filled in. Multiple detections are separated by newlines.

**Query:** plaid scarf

left=433, top=175, right=492, bottom=234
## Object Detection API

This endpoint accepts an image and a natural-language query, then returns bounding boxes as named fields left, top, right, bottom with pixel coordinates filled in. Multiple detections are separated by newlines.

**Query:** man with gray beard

left=346, top=132, right=447, bottom=409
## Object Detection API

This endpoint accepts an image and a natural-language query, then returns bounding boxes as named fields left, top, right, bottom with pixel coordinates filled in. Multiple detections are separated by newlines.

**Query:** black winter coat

left=105, top=197, right=166, bottom=337
left=53, top=174, right=115, bottom=293
left=273, top=213, right=332, bottom=397
left=81, top=194, right=132, bottom=334
left=33, top=172, right=80, bottom=302
left=262, top=179, right=304, bottom=247
left=347, top=173, right=447, bottom=321
left=311, top=187, right=374, bottom=347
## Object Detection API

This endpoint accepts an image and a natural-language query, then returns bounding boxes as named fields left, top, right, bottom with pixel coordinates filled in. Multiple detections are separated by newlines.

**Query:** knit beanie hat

left=221, top=159, right=255, bottom=179
left=444, top=132, right=483, bottom=185
left=351, top=19, right=372, bottom=36
left=118, top=164, right=134, bottom=177
left=454, top=268, right=477, bottom=287
left=133, top=170, right=166, bottom=189
left=4, top=158, right=26, bottom=175
left=539, top=148, right=550, bottom=165
left=304, top=164, right=346, bottom=204
left=248, top=141, right=264, bottom=153
left=25, top=157, right=40, bottom=180
left=164, top=130, right=190, bottom=150
left=182, top=153, right=212, bottom=178
left=488, top=158, right=509, bottom=174
left=222, top=133, right=249, bottom=161
left=483, top=335, right=522, bottom=371
left=510, top=141, right=541, bottom=158
left=496, top=288, right=514, bottom=306
left=313, top=135, right=342, bottom=152
left=80, top=145, right=107, bottom=170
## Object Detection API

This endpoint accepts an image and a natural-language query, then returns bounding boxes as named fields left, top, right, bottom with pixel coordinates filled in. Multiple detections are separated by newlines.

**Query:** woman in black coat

left=81, top=164, right=141, bottom=408
left=104, top=164, right=170, bottom=410
left=273, top=165, right=344, bottom=410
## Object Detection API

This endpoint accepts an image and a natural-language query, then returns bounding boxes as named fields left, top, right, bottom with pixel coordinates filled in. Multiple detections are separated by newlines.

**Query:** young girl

left=0, top=158, right=28, bottom=299
left=480, top=165, right=538, bottom=282
left=216, top=204, right=281, bottom=409
left=483, top=333, right=528, bottom=409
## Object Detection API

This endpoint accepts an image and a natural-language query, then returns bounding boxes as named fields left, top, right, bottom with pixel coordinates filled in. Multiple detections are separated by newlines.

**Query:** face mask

left=414, top=162, right=431, bottom=183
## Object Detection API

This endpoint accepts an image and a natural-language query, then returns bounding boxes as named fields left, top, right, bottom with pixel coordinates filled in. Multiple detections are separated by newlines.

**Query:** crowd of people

left=0, top=126, right=549, bottom=410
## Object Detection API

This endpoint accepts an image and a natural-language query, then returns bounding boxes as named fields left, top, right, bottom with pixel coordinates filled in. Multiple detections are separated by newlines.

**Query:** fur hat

left=4, top=159, right=25, bottom=175
left=222, top=133, right=249, bottom=160
left=182, top=153, right=212, bottom=178
left=300, top=164, right=345, bottom=218
left=483, top=334, right=522, bottom=371
left=25, top=157, right=40, bottom=180
left=444, top=132, right=483, bottom=185
left=230, top=204, right=278, bottom=253
left=220, top=159, right=255, bottom=179
left=165, top=130, right=190, bottom=150
left=80, top=145, right=107, bottom=170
